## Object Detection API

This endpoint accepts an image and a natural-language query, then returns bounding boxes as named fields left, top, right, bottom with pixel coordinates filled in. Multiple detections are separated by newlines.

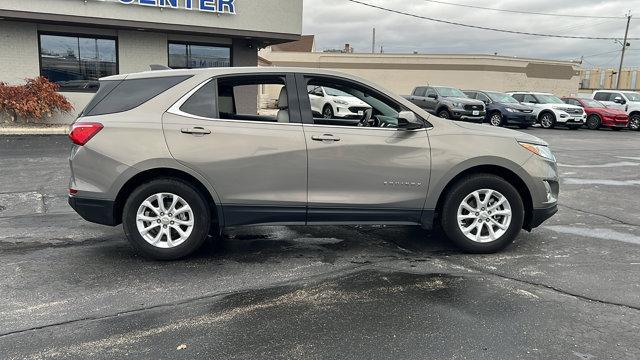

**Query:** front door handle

left=311, top=134, right=341, bottom=142
left=181, top=127, right=211, bottom=135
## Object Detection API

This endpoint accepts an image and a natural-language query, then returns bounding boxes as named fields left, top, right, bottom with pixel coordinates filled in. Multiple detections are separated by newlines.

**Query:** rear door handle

left=311, top=134, right=341, bottom=142
left=181, top=127, right=211, bottom=135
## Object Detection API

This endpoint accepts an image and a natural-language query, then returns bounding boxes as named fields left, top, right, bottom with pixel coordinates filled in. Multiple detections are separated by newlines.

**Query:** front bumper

left=69, top=196, right=118, bottom=226
left=335, top=106, right=369, bottom=119
left=602, top=116, right=629, bottom=128
left=451, top=109, right=486, bottom=122
left=557, top=114, right=586, bottom=125
left=528, top=205, right=558, bottom=230
left=504, top=113, right=537, bottom=125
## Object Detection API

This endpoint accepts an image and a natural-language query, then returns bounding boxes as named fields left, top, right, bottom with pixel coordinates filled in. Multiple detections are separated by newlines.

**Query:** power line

left=422, top=0, right=626, bottom=19
left=347, top=0, right=639, bottom=41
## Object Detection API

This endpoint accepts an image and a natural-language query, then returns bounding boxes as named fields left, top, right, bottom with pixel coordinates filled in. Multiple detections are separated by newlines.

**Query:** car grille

left=464, top=104, right=483, bottom=111
left=562, top=108, right=583, bottom=115
left=348, top=106, right=369, bottom=113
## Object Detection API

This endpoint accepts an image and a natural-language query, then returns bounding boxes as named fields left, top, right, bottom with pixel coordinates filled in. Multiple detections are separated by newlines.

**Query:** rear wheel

left=122, top=178, right=211, bottom=260
left=489, top=112, right=504, bottom=127
left=539, top=112, right=556, bottom=129
left=629, top=114, right=640, bottom=131
left=586, top=114, right=601, bottom=130
left=441, top=174, right=524, bottom=253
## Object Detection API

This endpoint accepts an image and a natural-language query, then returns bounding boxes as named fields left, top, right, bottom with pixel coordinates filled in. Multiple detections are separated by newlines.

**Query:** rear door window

left=511, top=94, right=524, bottom=102
left=413, top=87, right=427, bottom=97
left=180, top=81, right=216, bottom=118
left=84, top=76, right=192, bottom=116
left=593, top=92, right=611, bottom=101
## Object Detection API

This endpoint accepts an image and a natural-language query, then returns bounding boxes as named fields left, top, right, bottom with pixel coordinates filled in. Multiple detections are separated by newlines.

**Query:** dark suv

left=404, top=86, right=485, bottom=122
left=464, top=90, right=536, bottom=129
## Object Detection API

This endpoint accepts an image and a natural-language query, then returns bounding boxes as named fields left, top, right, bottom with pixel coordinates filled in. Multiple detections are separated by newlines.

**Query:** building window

left=168, top=42, right=231, bottom=69
left=39, top=33, right=117, bottom=92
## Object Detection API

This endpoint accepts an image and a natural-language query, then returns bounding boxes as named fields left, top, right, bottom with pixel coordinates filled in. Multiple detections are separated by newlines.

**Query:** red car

left=562, top=97, right=629, bottom=130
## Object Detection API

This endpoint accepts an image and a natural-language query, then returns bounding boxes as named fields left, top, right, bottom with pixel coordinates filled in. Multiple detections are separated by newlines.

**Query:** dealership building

left=0, top=0, right=302, bottom=123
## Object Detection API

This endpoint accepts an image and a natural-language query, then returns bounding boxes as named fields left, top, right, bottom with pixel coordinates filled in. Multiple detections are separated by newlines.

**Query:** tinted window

left=169, top=42, right=231, bottom=69
left=523, top=94, right=538, bottom=103
left=476, top=93, right=490, bottom=103
left=425, top=88, right=437, bottom=98
left=217, top=75, right=288, bottom=122
left=39, top=34, right=117, bottom=92
left=413, top=87, right=427, bottom=96
left=593, top=92, right=611, bottom=101
left=512, top=94, right=524, bottom=102
left=81, top=80, right=121, bottom=116
left=85, top=76, right=191, bottom=116
left=180, top=81, right=216, bottom=118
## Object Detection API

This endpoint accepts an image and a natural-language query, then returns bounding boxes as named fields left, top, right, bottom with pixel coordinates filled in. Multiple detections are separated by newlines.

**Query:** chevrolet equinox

left=68, top=67, right=559, bottom=260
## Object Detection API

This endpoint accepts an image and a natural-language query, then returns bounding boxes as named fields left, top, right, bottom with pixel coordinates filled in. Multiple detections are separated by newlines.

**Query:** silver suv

left=68, top=67, right=559, bottom=260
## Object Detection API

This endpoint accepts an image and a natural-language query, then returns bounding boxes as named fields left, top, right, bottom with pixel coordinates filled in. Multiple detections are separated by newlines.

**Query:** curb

left=0, top=127, right=69, bottom=135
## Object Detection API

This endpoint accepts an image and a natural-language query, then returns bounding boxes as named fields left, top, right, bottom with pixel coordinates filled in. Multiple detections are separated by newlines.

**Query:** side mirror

left=614, top=96, right=626, bottom=104
left=427, top=94, right=438, bottom=99
left=397, top=111, right=423, bottom=130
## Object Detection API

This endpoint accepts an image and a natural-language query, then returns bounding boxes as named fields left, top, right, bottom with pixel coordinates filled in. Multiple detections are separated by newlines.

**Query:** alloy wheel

left=136, top=193, right=194, bottom=249
left=457, top=189, right=512, bottom=243
left=490, top=113, right=502, bottom=126
left=630, top=116, right=640, bottom=130
left=540, top=114, right=554, bottom=129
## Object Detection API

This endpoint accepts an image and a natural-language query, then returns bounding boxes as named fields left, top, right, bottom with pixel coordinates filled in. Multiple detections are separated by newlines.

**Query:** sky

left=302, top=0, right=640, bottom=69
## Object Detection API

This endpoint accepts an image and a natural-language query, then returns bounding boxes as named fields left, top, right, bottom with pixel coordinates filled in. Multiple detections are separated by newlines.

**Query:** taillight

left=69, top=122, right=103, bottom=146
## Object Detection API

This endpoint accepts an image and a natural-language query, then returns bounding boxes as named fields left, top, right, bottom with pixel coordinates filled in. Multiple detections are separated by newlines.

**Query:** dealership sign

left=118, top=0, right=236, bottom=14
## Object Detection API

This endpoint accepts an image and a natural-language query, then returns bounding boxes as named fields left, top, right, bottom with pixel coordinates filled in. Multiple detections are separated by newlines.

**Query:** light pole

left=616, top=12, right=632, bottom=89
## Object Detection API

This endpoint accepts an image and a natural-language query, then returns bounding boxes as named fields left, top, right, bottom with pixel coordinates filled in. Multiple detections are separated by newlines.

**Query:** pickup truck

left=404, top=85, right=486, bottom=122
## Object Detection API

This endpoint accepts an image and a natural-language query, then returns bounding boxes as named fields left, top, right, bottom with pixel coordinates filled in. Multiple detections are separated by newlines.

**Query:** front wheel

left=322, top=105, right=334, bottom=119
left=438, top=109, right=452, bottom=119
left=629, top=114, right=640, bottom=131
left=489, top=112, right=504, bottom=127
left=586, top=115, right=601, bottom=130
left=539, top=112, right=556, bottom=129
left=441, top=174, right=524, bottom=253
left=122, top=178, right=211, bottom=260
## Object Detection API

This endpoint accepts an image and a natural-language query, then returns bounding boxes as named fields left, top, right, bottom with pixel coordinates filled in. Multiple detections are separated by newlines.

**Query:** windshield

left=582, top=99, right=605, bottom=108
left=486, top=91, right=518, bottom=104
left=622, top=92, right=640, bottom=102
left=324, top=87, right=352, bottom=97
left=536, top=94, right=565, bottom=104
left=436, top=87, right=466, bottom=98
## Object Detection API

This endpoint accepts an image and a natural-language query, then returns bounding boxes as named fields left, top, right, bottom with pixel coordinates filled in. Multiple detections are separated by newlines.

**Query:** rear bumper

left=68, top=196, right=118, bottom=226
left=528, top=205, right=558, bottom=230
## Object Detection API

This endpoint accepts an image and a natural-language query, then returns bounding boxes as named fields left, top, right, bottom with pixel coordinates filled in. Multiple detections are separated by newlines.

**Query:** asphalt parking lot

left=1, top=128, right=639, bottom=359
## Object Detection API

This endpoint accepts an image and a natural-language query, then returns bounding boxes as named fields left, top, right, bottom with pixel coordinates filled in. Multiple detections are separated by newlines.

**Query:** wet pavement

left=0, top=128, right=639, bottom=359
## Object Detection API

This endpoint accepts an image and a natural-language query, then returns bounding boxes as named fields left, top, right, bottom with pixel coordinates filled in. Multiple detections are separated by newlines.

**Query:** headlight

left=334, top=99, right=349, bottom=105
left=505, top=108, right=516, bottom=113
left=451, top=102, right=463, bottom=108
left=519, top=142, right=556, bottom=162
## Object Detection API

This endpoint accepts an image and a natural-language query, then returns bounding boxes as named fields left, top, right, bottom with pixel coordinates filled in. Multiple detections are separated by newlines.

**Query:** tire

left=438, top=109, right=452, bottom=119
left=539, top=112, right=556, bottom=129
left=629, top=114, right=640, bottom=131
left=489, top=112, right=504, bottom=127
left=586, top=114, right=601, bottom=130
left=440, top=174, right=525, bottom=254
left=322, top=105, right=334, bottom=119
left=122, top=178, right=211, bottom=260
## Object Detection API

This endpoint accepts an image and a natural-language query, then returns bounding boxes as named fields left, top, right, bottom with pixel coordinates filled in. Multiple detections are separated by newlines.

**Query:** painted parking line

left=563, top=178, right=640, bottom=186
left=545, top=225, right=640, bottom=246
left=558, top=161, right=640, bottom=168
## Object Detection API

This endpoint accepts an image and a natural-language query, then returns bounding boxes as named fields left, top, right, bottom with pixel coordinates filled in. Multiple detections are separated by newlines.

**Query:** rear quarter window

left=84, top=75, right=192, bottom=116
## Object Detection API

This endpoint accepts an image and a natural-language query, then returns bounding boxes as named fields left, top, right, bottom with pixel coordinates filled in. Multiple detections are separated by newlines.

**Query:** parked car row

left=403, top=85, right=640, bottom=131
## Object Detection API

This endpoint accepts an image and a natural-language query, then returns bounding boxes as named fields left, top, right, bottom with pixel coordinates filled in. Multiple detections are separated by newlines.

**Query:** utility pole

left=617, top=12, right=632, bottom=89
left=372, top=27, right=376, bottom=54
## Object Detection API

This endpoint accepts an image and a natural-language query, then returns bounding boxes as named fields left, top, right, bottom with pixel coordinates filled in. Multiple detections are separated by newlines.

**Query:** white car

left=591, top=90, right=640, bottom=130
left=308, top=85, right=372, bottom=119
left=508, top=92, right=586, bottom=129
